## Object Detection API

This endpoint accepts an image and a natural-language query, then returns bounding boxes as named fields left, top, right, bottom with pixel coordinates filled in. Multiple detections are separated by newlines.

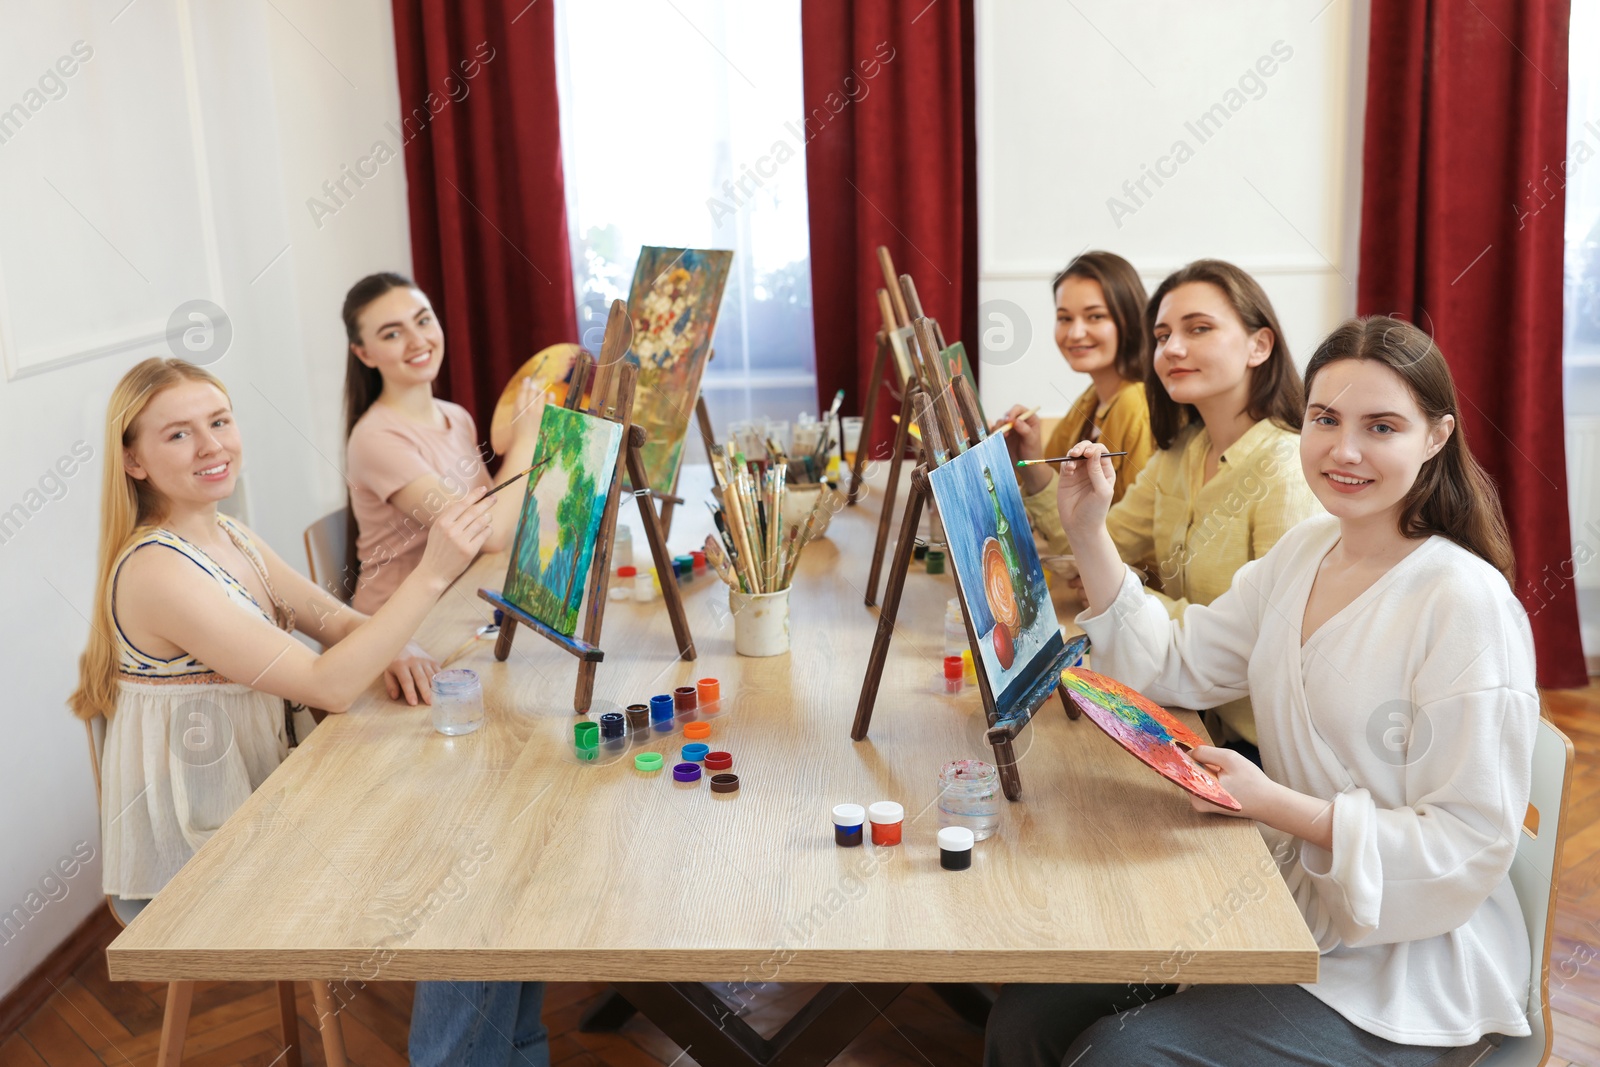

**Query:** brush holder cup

left=729, top=588, right=791, bottom=657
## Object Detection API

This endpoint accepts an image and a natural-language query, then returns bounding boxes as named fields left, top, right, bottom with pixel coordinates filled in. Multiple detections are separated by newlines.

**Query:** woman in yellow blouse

left=1101, top=260, right=1322, bottom=751
left=995, top=251, right=1156, bottom=578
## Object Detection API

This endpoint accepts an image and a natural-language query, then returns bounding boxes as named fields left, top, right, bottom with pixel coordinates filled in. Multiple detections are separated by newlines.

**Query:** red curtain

left=1358, top=0, right=1586, bottom=687
left=801, top=0, right=978, bottom=459
left=391, top=0, right=578, bottom=436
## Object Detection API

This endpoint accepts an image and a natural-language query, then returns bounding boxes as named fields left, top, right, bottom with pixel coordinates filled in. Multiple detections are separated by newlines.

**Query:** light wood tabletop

left=106, top=465, right=1318, bottom=987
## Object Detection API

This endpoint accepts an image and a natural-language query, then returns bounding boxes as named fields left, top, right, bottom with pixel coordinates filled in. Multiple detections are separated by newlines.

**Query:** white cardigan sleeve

left=1297, top=586, right=1539, bottom=947
left=1075, top=554, right=1269, bottom=711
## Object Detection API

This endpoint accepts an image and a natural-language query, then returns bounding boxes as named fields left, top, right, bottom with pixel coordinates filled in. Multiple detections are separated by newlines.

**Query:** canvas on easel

left=480, top=300, right=696, bottom=713
left=502, top=405, right=623, bottom=635
left=851, top=373, right=1085, bottom=802
left=624, top=246, right=733, bottom=494
left=927, top=431, right=1060, bottom=718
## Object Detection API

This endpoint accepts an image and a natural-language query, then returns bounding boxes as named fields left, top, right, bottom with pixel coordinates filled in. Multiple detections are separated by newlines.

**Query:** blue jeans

left=410, top=981, right=548, bottom=1067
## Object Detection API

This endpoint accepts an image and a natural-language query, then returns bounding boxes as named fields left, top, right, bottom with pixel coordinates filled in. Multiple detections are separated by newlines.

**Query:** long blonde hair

left=69, top=358, right=231, bottom=721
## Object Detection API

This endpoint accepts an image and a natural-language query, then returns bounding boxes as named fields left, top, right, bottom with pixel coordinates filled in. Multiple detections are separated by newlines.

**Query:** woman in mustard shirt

left=996, top=251, right=1156, bottom=581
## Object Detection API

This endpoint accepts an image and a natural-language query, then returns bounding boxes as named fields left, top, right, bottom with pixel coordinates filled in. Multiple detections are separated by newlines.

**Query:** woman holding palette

left=985, top=316, right=1534, bottom=1065
left=340, top=271, right=553, bottom=1067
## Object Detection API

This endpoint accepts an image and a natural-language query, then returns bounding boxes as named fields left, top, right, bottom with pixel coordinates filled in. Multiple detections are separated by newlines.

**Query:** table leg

left=612, top=981, right=906, bottom=1067
left=577, top=988, right=638, bottom=1032
left=927, top=982, right=996, bottom=1029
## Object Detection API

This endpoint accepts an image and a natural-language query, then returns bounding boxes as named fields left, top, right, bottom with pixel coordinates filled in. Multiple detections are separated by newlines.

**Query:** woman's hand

left=1187, top=745, right=1276, bottom=819
left=384, top=640, right=439, bottom=706
left=418, top=486, right=495, bottom=589
left=992, top=405, right=1050, bottom=494
left=1055, top=441, right=1115, bottom=542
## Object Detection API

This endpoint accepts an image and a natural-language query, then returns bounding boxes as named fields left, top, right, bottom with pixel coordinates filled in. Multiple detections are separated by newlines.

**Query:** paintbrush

left=991, top=405, right=1041, bottom=437
left=1017, top=452, right=1128, bottom=467
left=484, top=454, right=554, bottom=498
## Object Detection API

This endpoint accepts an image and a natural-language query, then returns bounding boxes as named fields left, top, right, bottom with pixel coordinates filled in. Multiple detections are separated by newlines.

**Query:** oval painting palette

left=1060, top=668, right=1240, bottom=811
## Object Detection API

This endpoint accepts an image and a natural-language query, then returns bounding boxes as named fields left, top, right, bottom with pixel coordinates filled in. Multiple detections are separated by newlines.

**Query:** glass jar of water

left=432, top=669, right=484, bottom=736
left=938, top=759, right=1000, bottom=840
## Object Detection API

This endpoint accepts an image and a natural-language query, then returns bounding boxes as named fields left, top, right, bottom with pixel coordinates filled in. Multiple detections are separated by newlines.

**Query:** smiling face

left=1054, top=275, right=1118, bottom=376
left=351, top=286, right=444, bottom=388
left=123, top=380, right=240, bottom=507
left=1150, top=281, right=1272, bottom=406
left=1300, top=358, right=1453, bottom=522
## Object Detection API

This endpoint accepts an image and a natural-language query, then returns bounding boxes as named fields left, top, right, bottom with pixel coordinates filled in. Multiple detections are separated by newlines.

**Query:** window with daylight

left=554, top=0, right=817, bottom=439
left=1564, top=0, right=1600, bottom=660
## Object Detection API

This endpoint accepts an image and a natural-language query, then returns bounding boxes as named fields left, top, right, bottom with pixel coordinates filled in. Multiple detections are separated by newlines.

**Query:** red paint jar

left=868, top=801, right=904, bottom=846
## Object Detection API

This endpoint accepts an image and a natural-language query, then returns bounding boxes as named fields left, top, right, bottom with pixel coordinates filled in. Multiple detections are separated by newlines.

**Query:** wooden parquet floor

left=4, top=681, right=1597, bottom=1067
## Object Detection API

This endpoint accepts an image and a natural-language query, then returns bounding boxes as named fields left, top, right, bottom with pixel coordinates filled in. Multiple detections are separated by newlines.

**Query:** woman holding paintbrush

left=342, top=272, right=546, bottom=619
left=993, top=251, right=1156, bottom=571
left=986, top=317, right=1532, bottom=1065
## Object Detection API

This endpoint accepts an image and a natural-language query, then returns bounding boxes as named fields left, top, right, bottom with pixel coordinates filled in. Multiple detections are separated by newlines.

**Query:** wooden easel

left=862, top=268, right=977, bottom=607
left=847, top=247, right=911, bottom=507
left=850, top=373, right=1085, bottom=802
left=479, top=300, right=696, bottom=714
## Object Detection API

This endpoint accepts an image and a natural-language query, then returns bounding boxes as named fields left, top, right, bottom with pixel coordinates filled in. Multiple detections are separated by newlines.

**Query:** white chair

left=1489, top=717, right=1576, bottom=1065
left=86, top=715, right=349, bottom=1066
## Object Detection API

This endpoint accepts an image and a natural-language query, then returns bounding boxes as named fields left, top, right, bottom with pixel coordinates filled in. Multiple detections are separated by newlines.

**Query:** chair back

left=1491, top=718, right=1576, bottom=1066
left=304, top=508, right=351, bottom=603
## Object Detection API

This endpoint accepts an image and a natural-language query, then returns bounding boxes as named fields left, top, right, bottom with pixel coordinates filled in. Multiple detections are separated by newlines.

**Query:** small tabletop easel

left=479, top=300, right=696, bottom=714
left=850, top=372, right=1085, bottom=802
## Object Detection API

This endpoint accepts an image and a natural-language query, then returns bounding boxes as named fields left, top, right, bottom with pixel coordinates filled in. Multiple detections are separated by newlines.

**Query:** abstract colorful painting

left=626, top=246, right=733, bottom=492
left=502, top=406, right=623, bottom=635
left=1060, top=668, right=1240, bottom=810
left=927, top=431, right=1063, bottom=720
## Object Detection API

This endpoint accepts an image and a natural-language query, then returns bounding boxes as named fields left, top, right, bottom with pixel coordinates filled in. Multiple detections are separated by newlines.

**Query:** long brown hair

left=1305, top=316, right=1514, bottom=583
left=1051, top=251, right=1149, bottom=383
left=1144, top=259, right=1304, bottom=449
left=339, top=271, right=419, bottom=598
left=342, top=271, right=416, bottom=438
left=70, top=358, right=231, bottom=721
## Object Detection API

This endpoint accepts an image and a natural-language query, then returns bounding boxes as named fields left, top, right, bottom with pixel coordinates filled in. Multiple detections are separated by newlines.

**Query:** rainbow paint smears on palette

left=1060, top=668, right=1240, bottom=811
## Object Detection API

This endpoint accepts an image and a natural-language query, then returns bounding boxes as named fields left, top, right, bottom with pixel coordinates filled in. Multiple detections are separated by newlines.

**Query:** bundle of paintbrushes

left=705, top=450, right=838, bottom=594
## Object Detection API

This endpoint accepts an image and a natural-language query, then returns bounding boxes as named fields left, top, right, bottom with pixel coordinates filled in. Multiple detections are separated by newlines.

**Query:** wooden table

left=108, top=465, right=1318, bottom=1066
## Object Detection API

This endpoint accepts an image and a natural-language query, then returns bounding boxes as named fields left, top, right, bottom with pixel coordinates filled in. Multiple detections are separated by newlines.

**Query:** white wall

left=0, top=0, right=409, bottom=1000
left=975, top=0, right=1370, bottom=416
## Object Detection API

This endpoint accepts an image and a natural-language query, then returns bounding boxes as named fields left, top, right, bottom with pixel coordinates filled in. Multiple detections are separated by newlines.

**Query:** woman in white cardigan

left=985, top=317, right=1538, bottom=1067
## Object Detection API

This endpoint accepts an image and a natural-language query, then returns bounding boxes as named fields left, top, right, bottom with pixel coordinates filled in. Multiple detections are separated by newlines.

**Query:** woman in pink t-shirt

left=342, top=273, right=543, bottom=621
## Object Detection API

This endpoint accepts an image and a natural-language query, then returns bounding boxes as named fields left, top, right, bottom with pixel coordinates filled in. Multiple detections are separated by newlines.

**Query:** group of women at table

left=67, top=252, right=1536, bottom=1066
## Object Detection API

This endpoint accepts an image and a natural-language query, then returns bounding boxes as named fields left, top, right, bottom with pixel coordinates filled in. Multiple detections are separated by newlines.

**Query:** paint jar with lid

left=937, top=759, right=1000, bottom=840
left=634, top=567, right=655, bottom=601
left=609, top=568, right=634, bottom=601
left=943, top=598, right=967, bottom=658
left=614, top=524, right=634, bottom=570
left=431, top=669, right=484, bottom=736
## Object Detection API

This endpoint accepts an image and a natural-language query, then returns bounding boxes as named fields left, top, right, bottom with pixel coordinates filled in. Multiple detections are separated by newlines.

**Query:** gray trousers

left=984, top=983, right=1502, bottom=1067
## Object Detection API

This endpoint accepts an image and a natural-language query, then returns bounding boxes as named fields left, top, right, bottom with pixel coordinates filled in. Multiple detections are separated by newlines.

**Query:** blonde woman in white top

left=984, top=317, right=1534, bottom=1066
left=70, top=357, right=493, bottom=899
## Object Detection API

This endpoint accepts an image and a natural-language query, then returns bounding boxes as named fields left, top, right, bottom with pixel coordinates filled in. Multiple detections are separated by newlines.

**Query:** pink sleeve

left=347, top=422, right=435, bottom=505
